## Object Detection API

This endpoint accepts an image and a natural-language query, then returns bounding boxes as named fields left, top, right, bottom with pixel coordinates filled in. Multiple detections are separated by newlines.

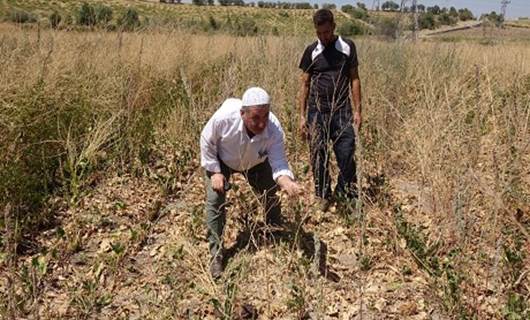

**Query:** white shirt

left=200, top=98, right=294, bottom=181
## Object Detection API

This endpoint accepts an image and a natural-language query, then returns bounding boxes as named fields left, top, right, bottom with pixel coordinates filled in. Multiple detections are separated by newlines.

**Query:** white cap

left=241, top=87, right=270, bottom=107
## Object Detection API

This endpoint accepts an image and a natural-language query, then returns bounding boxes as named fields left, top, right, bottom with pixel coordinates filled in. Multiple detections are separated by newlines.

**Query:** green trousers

left=204, top=160, right=281, bottom=258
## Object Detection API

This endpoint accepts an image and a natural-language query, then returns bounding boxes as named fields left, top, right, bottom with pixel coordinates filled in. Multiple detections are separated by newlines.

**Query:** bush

left=419, top=12, right=437, bottom=30
left=375, top=17, right=399, bottom=38
left=481, top=11, right=504, bottom=27
left=351, top=8, right=368, bottom=20
left=118, top=8, right=140, bottom=30
left=229, top=17, right=258, bottom=36
left=438, top=12, right=457, bottom=26
left=95, top=5, right=113, bottom=25
left=208, top=15, right=218, bottom=30
left=49, top=11, right=61, bottom=29
left=342, top=6, right=369, bottom=21
left=337, top=20, right=364, bottom=36
left=341, top=4, right=354, bottom=12
left=8, top=9, right=37, bottom=24
left=458, top=8, right=474, bottom=21
left=77, top=3, right=97, bottom=26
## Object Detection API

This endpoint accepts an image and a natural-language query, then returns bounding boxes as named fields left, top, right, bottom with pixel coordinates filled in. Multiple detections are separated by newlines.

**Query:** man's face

left=241, top=105, right=270, bottom=136
left=315, top=21, right=336, bottom=47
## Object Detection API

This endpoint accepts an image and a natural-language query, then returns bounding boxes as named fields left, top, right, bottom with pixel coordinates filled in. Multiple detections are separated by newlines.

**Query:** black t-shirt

left=299, top=36, right=358, bottom=112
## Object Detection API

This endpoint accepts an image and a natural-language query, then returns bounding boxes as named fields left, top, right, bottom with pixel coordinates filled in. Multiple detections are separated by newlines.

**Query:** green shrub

left=228, top=17, right=258, bottom=36
left=8, top=9, right=37, bottom=24
left=95, top=5, right=113, bottom=25
left=208, top=15, right=219, bottom=30
left=118, top=8, right=140, bottom=31
left=418, top=12, right=437, bottom=30
left=337, top=20, right=364, bottom=36
left=438, top=12, right=457, bottom=26
left=375, top=17, right=399, bottom=38
left=77, top=2, right=96, bottom=26
left=49, top=11, right=61, bottom=29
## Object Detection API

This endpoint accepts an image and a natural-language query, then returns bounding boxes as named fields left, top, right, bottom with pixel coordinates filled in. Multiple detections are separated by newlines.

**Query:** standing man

left=298, top=8, right=362, bottom=211
left=201, top=87, right=301, bottom=279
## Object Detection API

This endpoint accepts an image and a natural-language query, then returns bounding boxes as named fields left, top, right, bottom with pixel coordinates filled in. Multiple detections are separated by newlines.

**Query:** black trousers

left=307, top=107, right=357, bottom=200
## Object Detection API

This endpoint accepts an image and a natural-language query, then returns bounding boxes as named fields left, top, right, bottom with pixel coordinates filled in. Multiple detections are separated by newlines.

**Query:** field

left=0, top=0, right=350, bottom=35
left=1, top=5, right=530, bottom=320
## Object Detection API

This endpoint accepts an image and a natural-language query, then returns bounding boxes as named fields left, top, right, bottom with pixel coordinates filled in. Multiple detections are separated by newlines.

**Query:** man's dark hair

left=313, top=8, right=334, bottom=26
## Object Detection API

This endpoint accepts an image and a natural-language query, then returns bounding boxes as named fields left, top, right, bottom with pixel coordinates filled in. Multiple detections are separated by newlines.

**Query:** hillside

left=0, top=0, right=351, bottom=35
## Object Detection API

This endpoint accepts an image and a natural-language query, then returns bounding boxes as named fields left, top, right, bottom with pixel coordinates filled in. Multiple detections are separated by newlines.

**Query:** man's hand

left=353, top=110, right=362, bottom=133
left=211, top=173, right=226, bottom=194
left=277, top=176, right=302, bottom=197
left=299, top=116, right=307, bottom=140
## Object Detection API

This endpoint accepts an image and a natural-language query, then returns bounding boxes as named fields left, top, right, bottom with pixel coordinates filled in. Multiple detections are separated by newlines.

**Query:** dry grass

left=430, top=25, right=530, bottom=43
left=0, top=23, right=529, bottom=319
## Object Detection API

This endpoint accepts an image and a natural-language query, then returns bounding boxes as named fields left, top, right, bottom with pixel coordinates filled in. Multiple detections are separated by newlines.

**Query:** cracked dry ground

left=4, top=164, right=458, bottom=319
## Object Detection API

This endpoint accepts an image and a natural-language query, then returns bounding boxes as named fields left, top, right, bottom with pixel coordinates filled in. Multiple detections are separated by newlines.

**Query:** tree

left=449, top=6, right=458, bottom=17
left=426, top=6, right=440, bottom=14
left=381, top=1, right=399, bottom=12
left=313, top=3, right=319, bottom=9
left=357, top=2, right=367, bottom=11
left=458, top=8, right=474, bottom=21
left=481, top=11, right=503, bottom=27
left=192, top=0, right=206, bottom=5
left=322, top=3, right=336, bottom=10
left=417, top=4, right=425, bottom=12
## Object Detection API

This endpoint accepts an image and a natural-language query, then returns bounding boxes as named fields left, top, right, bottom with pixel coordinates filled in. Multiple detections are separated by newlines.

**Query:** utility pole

left=372, top=0, right=380, bottom=11
left=500, top=0, right=510, bottom=20
left=412, top=0, right=419, bottom=40
left=396, top=0, right=408, bottom=39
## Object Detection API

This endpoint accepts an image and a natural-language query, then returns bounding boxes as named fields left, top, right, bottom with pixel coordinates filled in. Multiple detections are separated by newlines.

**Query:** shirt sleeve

left=298, top=45, right=313, bottom=73
left=267, top=120, right=294, bottom=181
left=200, top=116, right=221, bottom=173
left=348, top=40, right=359, bottom=69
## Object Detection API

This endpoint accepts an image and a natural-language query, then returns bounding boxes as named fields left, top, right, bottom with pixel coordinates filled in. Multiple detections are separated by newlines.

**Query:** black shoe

left=210, top=255, right=223, bottom=279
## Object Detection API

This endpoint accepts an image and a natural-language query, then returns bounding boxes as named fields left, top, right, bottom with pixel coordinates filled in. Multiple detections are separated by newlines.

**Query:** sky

left=331, top=0, right=530, bottom=19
